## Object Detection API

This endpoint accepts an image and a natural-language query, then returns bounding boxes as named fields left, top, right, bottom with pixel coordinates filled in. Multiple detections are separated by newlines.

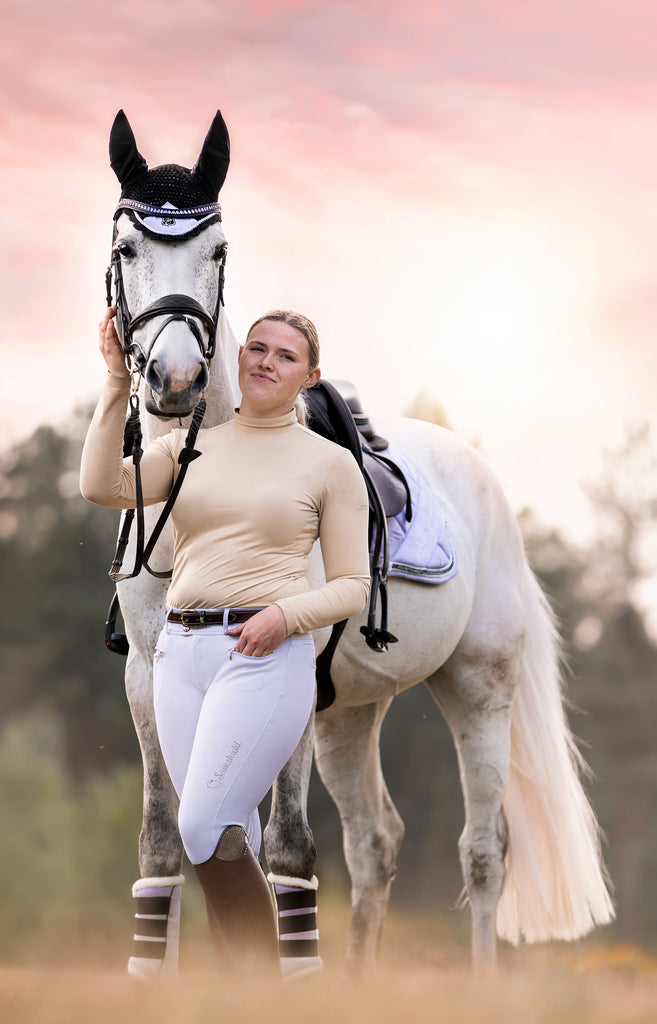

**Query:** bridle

left=104, top=203, right=227, bottom=592
left=105, top=202, right=226, bottom=374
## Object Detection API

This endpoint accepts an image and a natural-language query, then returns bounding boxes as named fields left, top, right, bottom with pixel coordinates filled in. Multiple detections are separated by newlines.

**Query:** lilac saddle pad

left=383, top=445, right=458, bottom=584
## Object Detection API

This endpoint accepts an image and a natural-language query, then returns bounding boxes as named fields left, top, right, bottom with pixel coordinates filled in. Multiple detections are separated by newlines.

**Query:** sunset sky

left=2, top=0, right=657, bottom=543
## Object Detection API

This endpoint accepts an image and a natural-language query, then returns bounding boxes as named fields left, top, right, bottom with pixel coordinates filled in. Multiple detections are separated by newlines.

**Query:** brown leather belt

left=167, top=607, right=264, bottom=629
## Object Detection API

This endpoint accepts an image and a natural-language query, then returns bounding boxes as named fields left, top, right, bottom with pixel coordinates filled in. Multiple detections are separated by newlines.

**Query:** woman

left=80, top=309, right=370, bottom=974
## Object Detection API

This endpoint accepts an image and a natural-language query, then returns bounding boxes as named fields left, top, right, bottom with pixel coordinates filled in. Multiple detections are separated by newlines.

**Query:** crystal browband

left=115, top=198, right=222, bottom=218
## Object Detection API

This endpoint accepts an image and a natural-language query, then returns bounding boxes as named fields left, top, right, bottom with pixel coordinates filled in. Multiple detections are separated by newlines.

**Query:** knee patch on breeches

left=214, top=824, right=248, bottom=862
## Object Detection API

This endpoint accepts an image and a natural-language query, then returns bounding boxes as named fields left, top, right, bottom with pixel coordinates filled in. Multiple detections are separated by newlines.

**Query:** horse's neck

left=203, top=313, right=241, bottom=426
left=142, top=312, right=240, bottom=444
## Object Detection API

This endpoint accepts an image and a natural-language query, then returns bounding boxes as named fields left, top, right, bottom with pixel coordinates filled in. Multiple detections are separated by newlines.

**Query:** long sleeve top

left=80, top=375, right=371, bottom=635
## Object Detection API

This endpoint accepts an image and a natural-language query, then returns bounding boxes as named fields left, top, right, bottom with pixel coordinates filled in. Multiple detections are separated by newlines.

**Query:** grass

left=1, top=895, right=657, bottom=1024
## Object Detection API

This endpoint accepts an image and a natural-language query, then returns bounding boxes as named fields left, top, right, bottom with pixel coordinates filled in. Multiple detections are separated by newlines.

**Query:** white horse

left=105, top=110, right=613, bottom=980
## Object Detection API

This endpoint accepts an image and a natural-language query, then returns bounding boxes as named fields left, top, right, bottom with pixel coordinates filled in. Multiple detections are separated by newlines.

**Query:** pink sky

left=2, top=0, right=657, bottom=544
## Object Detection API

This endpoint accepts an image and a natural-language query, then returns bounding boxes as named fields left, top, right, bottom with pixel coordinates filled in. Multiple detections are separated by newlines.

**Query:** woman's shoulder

left=295, top=422, right=353, bottom=458
left=295, top=424, right=364, bottom=479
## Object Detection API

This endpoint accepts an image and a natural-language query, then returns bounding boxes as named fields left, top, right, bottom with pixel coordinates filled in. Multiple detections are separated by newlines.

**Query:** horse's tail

left=497, top=564, right=615, bottom=944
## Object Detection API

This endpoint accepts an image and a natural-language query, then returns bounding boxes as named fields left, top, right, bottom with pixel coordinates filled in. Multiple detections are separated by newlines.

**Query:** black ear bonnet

left=109, top=109, right=230, bottom=240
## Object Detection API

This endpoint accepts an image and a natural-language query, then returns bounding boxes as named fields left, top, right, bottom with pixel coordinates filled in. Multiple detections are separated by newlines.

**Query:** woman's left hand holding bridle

left=100, top=307, right=130, bottom=378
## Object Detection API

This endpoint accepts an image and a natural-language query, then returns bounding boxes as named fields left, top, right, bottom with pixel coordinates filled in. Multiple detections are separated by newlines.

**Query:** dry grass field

left=2, top=901, right=656, bottom=1024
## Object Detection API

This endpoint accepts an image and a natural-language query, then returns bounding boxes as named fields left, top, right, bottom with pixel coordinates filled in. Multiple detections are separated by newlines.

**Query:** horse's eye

left=213, top=244, right=227, bottom=262
left=114, top=241, right=135, bottom=259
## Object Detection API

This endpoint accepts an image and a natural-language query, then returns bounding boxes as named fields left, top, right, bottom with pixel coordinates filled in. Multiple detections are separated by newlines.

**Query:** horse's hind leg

left=125, top=647, right=185, bottom=980
left=425, top=653, right=518, bottom=976
left=264, top=710, right=323, bottom=979
left=314, top=699, right=405, bottom=976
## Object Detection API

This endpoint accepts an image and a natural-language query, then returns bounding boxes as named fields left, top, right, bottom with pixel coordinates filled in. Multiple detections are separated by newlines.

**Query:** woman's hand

left=99, top=307, right=129, bottom=378
left=226, top=605, right=288, bottom=657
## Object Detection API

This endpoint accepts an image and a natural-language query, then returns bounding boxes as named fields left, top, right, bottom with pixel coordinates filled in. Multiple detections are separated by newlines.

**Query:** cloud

left=3, top=0, right=657, bottom=536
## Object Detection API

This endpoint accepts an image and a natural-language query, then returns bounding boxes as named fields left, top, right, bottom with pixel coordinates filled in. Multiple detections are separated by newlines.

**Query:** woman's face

left=238, top=320, right=320, bottom=418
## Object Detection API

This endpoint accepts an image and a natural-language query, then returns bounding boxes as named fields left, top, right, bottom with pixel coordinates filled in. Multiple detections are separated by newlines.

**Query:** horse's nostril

left=191, top=361, right=209, bottom=394
left=145, top=359, right=164, bottom=393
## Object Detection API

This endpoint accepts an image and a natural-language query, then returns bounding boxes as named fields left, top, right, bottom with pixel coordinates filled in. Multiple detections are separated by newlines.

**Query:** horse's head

left=108, top=110, right=230, bottom=418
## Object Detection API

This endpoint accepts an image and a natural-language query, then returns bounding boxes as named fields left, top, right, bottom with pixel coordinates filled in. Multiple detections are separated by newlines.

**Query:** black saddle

left=305, top=380, right=411, bottom=520
left=304, top=380, right=412, bottom=711
left=326, top=378, right=389, bottom=452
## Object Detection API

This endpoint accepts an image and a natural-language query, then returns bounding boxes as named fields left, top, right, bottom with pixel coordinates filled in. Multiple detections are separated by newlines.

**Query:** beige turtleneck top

left=80, top=375, right=371, bottom=635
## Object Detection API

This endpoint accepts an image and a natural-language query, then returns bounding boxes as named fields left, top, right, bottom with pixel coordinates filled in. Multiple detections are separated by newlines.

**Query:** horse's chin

left=145, top=388, right=199, bottom=419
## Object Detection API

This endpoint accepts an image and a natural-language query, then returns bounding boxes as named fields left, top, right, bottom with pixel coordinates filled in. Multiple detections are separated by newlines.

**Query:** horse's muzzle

left=145, top=358, right=209, bottom=417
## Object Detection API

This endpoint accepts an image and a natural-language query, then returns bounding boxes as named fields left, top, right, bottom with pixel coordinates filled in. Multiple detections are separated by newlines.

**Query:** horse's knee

left=349, top=823, right=404, bottom=889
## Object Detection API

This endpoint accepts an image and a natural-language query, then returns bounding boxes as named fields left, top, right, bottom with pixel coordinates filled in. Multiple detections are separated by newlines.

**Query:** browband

left=116, top=198, right=222, bottom=218
left=114, top=199, right=222, bottom=240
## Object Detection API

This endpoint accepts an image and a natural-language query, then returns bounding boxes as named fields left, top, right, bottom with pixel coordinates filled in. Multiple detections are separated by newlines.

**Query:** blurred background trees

left=1, top=405, right=657, bottom=963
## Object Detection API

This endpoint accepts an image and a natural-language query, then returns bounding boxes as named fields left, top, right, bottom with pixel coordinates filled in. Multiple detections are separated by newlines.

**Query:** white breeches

left=153, top=617, right=316, bottom=866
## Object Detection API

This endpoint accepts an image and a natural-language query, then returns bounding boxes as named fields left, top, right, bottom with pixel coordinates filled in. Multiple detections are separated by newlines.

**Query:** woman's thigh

left=152, top=627, right=206, bottom=798
left=179, top=633, right=316, bottom=864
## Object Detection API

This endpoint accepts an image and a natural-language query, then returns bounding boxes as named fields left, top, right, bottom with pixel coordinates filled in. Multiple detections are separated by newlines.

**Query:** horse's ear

left=109, top=110, right=149, bottom=190
left=192, top=110, right=230, bottom=198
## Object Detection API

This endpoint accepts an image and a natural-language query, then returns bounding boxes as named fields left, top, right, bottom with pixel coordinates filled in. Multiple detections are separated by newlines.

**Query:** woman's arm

left=273, top=450, right=371, bottom=635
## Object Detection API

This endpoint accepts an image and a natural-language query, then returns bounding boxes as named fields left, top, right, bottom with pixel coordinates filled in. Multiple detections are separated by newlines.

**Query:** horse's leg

left=314, top=699, right=405, bottom=976
left=124, top=643, right=185, bottom=980
left=425, top=651, right=519, bottom=977
left=264, top=709, right=323, bottom=979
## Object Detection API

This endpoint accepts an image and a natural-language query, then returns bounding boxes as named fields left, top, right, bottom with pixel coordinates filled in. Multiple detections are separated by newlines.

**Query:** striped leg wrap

left=128, top=875, right=184, bottom=980
left=268, top=873, right=321, bottom=974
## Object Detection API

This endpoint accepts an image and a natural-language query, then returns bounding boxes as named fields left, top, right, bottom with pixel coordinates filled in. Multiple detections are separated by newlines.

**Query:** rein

left=104, top=214, right=226, bottom=586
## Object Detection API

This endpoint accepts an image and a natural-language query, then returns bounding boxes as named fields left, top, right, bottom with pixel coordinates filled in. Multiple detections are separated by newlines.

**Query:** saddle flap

left=363, top=452, right=408, bottom=519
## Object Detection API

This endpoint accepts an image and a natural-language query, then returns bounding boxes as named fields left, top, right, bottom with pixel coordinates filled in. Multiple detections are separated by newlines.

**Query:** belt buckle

left=180, top=609, right=204, bottom=631
left=180, top=606, right=205, bottom=630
